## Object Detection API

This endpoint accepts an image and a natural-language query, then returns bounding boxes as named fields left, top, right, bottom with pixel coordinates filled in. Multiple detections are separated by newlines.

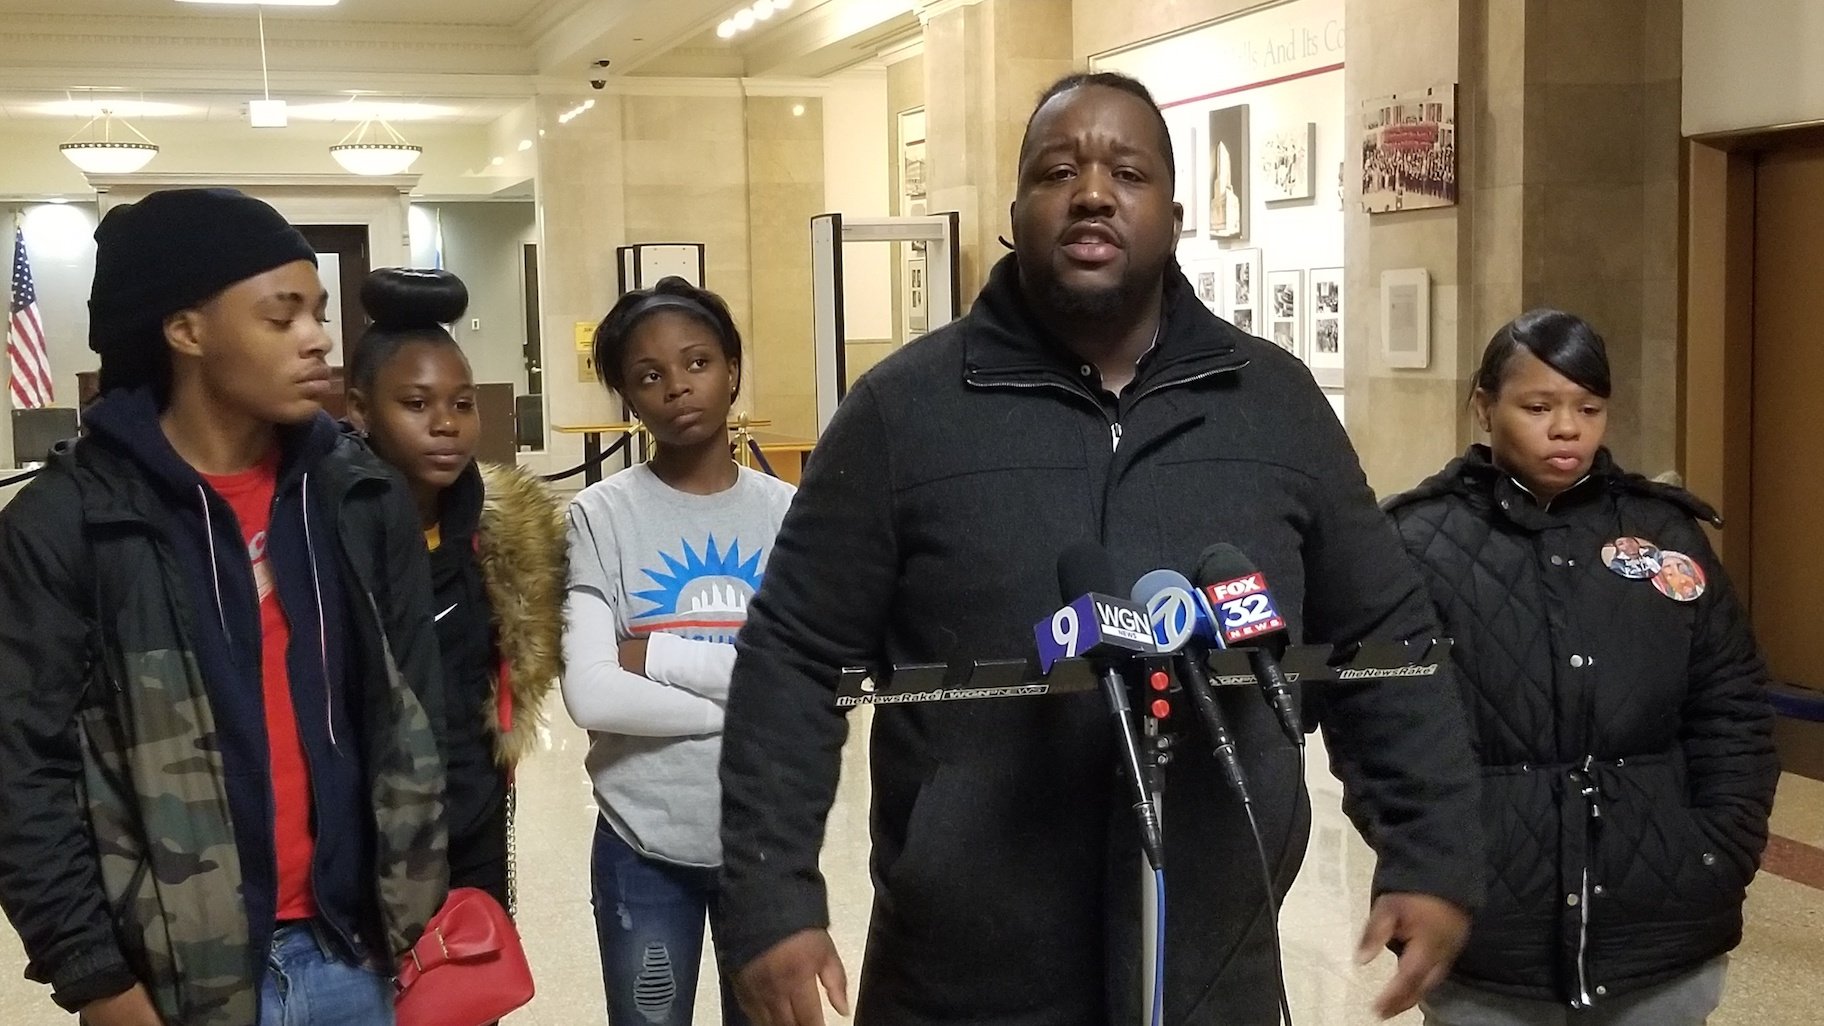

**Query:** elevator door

left=1751, top=146, right=1824, bottom=690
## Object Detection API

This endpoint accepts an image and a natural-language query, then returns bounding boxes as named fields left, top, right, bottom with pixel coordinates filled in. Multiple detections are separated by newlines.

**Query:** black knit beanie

left=88, top=188, right=318, bottom=394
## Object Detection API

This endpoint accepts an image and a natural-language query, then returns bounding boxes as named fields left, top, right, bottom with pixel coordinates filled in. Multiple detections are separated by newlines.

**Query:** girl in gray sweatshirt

left=561, top=278, right=793, bottom=1026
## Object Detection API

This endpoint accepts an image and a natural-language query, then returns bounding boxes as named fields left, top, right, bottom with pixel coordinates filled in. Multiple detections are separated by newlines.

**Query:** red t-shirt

left=202, top=453, right=318, bottom=922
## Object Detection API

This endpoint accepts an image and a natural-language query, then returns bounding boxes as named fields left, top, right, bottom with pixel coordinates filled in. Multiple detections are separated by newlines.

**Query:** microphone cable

left=1152, top=868, right=1167, bottom=1026
left=1202, top=638, right=1296, bottom=1026
left=1238, top=766, right=1295, bottom=1026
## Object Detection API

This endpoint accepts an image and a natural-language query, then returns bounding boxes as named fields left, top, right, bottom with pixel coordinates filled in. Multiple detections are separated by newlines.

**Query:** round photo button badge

left=1601, top=536, right=1664, bottom=580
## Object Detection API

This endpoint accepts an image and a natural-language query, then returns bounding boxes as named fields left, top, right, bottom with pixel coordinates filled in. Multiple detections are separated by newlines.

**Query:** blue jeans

left=591, top=817, right=753, bottom=1026
left=257, top=922, right=395, bottom=1026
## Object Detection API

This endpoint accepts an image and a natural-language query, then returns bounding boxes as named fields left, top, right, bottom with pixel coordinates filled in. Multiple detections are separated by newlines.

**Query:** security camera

left=590, top=79, right=607, bottom=90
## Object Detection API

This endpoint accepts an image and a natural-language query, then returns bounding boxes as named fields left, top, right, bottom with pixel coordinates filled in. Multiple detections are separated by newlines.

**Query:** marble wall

left=745, top=95, right=826, bottom=439
left=534, top=86, right=828, bottom=457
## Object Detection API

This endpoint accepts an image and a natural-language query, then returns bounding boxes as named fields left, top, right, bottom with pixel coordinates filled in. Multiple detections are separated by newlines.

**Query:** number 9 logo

left=1051, top=606, right=1081, bottom=658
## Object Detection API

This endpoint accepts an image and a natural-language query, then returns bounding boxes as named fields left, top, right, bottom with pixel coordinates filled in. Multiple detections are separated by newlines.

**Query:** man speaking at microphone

left=716, top=71, right=1482, bottom=1026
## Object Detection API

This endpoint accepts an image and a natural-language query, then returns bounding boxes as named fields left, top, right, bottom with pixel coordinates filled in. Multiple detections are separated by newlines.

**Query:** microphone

left=1055, top=542, right=1166, bottom=870
left=1131, top=569, right=1252, bottom=802
left=1194, top=544, right=1302, bottom=746
left=1034, top=559, right=1159, bottom=673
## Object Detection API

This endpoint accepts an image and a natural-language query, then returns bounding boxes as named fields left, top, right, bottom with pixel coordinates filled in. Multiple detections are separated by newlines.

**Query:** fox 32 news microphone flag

left=8, top=224, right=54, bottom=410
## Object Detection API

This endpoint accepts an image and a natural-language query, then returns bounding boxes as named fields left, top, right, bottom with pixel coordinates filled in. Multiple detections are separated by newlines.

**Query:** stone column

left=1344, top=0, right=1467, bottom=496
left=534, top=91, right=628, bottom=469
left=743, top=91, right=825, bottom=438
left=920, top=0, right=1075, bottom=302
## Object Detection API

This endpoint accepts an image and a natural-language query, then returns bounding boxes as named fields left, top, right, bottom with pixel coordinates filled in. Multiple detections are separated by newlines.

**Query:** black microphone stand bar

left=834, top=637, right=1454, bottom=705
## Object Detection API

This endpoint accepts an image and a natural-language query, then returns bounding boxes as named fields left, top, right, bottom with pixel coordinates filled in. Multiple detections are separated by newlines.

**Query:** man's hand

left=618, top=638, right=649, bottom=676
left=80, top=984, right=164, bottom=1026
left=1356, top=892, right=1470, bottom=1019
left=733, top=929, right=851, bottom=1026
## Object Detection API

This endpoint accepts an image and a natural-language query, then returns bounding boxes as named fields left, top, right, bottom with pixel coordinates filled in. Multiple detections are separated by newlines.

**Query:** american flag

left=8, top=226, right=53, bottom=410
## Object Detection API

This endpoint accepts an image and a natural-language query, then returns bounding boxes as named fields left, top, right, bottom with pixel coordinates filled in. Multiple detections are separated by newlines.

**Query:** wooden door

left=1750, top=146, right=1824, bottom=689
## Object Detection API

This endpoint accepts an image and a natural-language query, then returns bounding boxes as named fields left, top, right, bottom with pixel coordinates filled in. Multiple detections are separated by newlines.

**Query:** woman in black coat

left=1385, top=309, right=1779, bottom=1025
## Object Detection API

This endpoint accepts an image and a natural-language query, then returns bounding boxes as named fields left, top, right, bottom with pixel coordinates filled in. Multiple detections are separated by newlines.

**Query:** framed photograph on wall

left=1261, top=122, right=1316, bottom=203
left=1207, top=104, right=1249, bottom=239
left=899, top=108, right=927, bottom=205
left=1224, top=248, right=1263, bottom=334
left=1171, top=122, right=1200, bottom=238
left=1187, top=258, right=1222, bottom=314
left=1361, top=85, right=1458, bottom=213
left=1307, top=266, right=1344, bottom=387
left=1267, top=269, right=1303, bottom=358
left=1380, top=267, right=1432, bottom=368
left=898, top=108, right=929, bottom=342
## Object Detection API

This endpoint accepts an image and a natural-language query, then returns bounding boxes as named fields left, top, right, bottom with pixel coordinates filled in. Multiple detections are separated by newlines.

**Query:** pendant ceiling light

left=330, top=117, right=422, bottom=175
left=60, top=110, right=159, bottom=175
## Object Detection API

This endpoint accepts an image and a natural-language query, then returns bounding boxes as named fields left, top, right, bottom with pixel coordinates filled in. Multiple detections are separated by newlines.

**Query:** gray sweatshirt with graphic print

left=561, top=463, right=795, bottom=867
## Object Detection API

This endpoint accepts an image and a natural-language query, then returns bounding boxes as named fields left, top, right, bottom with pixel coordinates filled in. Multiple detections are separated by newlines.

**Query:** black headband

left=624, top=292, right=721, bottom=332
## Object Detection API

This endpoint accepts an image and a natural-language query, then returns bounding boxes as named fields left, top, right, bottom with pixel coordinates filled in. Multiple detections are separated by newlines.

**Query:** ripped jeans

left=591, top=817, right=753, bottom=1026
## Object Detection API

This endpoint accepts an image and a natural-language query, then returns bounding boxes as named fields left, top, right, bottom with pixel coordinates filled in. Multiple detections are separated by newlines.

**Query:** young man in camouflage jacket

left=0, top=189, right=448, bottom=1026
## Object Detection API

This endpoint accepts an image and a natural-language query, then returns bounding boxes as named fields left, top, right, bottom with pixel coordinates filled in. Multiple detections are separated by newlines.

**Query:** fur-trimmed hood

left=476, top=462, right=567, bottom=766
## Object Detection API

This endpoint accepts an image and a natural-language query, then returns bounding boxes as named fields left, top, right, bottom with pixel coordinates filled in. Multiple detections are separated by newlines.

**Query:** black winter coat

left=1385, top=446, right=1778, bottom=1006
left=715, top=254, right=1484, bottom=1026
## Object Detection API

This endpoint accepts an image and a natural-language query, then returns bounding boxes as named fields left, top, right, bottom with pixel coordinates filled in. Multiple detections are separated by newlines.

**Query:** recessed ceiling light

left=791, top=103, right=805, bottom=117
left=490, top=156, right=505, bottom=166
left=720, top=0, right=791, bottom=39
left=517, top=139, right=532, bottom=151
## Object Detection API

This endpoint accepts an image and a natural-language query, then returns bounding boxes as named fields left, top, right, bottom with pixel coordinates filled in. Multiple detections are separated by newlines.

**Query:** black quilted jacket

left=1385, top=446, right=1779, bottom=1006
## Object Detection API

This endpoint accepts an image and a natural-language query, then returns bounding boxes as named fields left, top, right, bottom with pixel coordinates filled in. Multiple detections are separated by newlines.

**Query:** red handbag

left=396, top=887, right=536, bottom=1026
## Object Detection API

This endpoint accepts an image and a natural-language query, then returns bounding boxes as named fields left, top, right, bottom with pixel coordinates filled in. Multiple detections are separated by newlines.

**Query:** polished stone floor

left=1, top=711, right=1820, bottom=1024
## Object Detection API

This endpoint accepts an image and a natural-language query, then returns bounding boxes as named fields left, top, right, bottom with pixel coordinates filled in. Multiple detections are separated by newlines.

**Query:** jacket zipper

left=197, top=487, right=231, bottom=640
left=969, top=360, right=1249, bottom=536
left=1572, top=753, right=1601, bottom=1007
left=1575, top=866, right=1593, bottom=1006
left=300, top=477, right=337, bottom=751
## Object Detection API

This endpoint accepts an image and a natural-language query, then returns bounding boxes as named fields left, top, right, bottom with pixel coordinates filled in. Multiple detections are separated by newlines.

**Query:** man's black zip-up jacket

left=716, top=254, right=1484, bottom=1026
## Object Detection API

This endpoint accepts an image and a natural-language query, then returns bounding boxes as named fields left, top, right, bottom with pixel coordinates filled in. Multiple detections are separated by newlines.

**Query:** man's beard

left=1026, top=255, right=1167, bottom=325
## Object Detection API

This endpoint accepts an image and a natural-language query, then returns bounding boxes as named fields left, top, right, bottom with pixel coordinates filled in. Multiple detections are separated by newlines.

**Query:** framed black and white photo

left=1187, top=258, right=1222, bottom=314
left=1307, top=266, right=1344, bottom=386
left=1266, top=269, right=1303, bottom=358
left=1224, top=248, right=1263, bottom=334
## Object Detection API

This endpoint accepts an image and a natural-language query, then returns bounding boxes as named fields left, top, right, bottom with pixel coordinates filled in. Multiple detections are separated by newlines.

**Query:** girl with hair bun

left=1385, top=308, right=1777, bottom=1025
left=348, top=267, right=566, bottom=909
left=561, top=276, right=793, bottom=1025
